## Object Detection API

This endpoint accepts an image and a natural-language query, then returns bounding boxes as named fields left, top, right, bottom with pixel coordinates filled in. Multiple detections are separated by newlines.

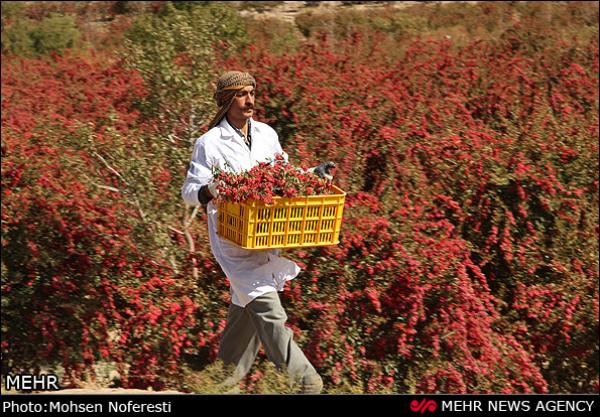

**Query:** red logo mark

left=410, top=398, right=437, bottom=414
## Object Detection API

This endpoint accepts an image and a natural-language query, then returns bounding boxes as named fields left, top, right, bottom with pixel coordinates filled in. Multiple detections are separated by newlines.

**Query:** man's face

left=227, top=85, right=255, bottom=121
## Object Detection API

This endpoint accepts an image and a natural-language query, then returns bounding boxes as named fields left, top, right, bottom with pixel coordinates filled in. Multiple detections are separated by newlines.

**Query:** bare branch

left=79, top=173, right=121, bottom=193
left=185, top=206, right=199, bottom=229
left=92, top=151, right=128, bottom=184
left=168, top=226, right=185, bottom=235
left=91, top=151, right=146, bottom=221
left=183, top=205, right=199, bottom=280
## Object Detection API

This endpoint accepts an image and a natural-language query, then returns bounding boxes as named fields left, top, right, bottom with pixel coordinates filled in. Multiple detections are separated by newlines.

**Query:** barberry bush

left=1, top=1, right=598, bottom=394
left=221, top=6, right=598, bottom=393
left=0, top=51, right=222, bottom=390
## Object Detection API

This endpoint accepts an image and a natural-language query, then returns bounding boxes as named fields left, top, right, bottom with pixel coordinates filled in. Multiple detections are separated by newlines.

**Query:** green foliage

left=122, top=1, right=248, bottom=139
left=246, top=17, right=302, bottom=55
left=170, top=1, right=212, bottom=13
left=237, top=2, right=284, bottom=13
left=292, top=1, right=599, bottom=49
left=1, top=16, right=34, bottom=56
left=30, top=13, right=81, bottom=55
left=2, top=11, right=81, bottom=57
left=295, top=6, right=427, bottom=40
left=0, top=1, right=25, bottom=25
left=119, top=2, right=251, bottom=279
left=75, top=122, right=197, bottom=271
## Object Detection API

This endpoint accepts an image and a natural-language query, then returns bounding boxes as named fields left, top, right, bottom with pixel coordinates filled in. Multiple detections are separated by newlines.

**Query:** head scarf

left=208, top=71, right=256, bottom=130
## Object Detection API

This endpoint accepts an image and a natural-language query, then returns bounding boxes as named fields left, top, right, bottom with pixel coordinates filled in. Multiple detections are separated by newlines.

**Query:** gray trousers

left=217, top=290, right=317, bottom=385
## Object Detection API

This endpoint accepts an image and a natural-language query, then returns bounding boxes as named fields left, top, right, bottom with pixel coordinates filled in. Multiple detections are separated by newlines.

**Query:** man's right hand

left=207, top=181, right=220, bottom=199
left=198, top=181, right=222, bottom=205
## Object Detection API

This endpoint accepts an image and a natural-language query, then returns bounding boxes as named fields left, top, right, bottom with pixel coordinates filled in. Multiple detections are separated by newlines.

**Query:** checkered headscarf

left=208, top=71, right=256, bottom=129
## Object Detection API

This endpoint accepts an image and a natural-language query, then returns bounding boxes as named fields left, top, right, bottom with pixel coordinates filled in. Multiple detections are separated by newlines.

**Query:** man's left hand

left=309, top=161, right=336, bottom=181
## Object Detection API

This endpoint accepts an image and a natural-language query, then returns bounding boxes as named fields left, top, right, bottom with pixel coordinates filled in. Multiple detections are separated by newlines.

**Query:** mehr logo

left=4, top=374, right=60, bottom=391
left=411, top=398, right=438, bottom=414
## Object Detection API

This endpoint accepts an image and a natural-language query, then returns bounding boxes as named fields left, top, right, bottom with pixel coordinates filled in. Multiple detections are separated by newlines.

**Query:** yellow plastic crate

left=217, top=185, right=346, bottom=250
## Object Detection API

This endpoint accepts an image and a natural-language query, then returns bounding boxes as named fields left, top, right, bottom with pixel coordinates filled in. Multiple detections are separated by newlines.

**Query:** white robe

left=181, top=117, right=301, bottom=307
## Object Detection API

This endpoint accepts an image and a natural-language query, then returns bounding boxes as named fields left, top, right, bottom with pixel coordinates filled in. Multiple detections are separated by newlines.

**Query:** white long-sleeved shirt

left=182, top=117, right=301, bottom=307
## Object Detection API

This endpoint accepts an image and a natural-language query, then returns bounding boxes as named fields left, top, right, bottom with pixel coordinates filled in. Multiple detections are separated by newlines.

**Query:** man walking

left=182, top=71, right=332, bottom=394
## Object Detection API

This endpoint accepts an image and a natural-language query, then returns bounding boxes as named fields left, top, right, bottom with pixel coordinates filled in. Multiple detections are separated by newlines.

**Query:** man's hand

left=308, top=161, right=336, bottom=181
left=207, top=181, right=220, bottom=199
left=198, top=180, right=222, bottom=205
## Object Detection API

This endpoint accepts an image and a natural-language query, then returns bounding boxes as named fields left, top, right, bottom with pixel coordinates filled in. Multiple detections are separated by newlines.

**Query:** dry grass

left=181, top=360, right=299, bottom=394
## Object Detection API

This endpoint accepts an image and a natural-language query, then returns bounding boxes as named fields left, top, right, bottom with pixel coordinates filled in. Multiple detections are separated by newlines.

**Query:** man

left=181, top=71, right=334, bottom=394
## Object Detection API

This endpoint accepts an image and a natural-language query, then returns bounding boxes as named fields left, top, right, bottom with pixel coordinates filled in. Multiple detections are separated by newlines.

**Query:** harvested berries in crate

left=213, top=155, right=346, bottom=249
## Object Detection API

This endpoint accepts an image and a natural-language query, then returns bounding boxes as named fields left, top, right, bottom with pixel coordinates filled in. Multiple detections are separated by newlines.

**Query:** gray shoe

left=299, top=373, right=323, bottom=394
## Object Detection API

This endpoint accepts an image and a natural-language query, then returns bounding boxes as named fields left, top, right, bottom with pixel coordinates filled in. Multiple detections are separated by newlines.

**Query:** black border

left=2, top=393, right=598, bottom=416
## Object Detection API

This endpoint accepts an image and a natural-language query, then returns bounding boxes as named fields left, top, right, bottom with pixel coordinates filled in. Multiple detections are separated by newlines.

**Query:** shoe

left=299, top=373, right=323, bottom=394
